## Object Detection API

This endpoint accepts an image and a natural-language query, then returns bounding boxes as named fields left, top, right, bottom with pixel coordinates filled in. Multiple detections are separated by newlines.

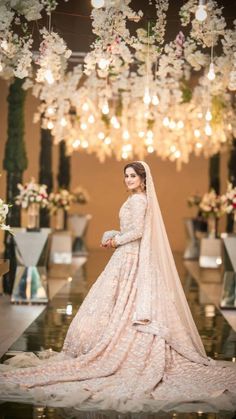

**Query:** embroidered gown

left=0, top=192, right=236, bottom=412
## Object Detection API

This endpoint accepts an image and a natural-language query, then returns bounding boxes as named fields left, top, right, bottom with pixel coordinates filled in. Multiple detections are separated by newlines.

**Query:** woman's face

left=124, top=167, right=142, bottom=192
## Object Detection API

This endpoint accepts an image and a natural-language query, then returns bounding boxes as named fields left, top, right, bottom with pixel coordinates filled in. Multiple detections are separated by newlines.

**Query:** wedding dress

left=0, top=161, right=236, bottom=414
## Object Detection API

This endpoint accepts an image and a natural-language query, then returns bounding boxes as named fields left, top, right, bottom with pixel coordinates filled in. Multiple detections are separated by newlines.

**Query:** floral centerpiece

left=72, top=186, right=90, bottom=205
left=15, top=178, right=48, bottom=230
left=48, top=189, right=73, bottom=230
left=0, top=199, right=12, bottom=233
left=199, top=189, right=225, bottom=238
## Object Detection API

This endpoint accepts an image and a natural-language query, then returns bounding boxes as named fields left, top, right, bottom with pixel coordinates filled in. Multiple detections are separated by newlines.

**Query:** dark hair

left=124, top=161, right=146, bottom=190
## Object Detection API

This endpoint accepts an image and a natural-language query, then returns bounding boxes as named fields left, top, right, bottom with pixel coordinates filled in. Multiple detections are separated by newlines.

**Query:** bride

left=0, top=161, right=236, bottom=413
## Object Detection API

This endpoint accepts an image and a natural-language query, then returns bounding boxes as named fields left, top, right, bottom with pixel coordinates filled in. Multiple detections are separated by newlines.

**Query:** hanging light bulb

left=73, top=139, right=80, bottom=148
left=138, top=131, right=145, bottom=138
left=47, top=106, right=55, bottom=115
left=205, top=109, right=212, bottom=121
left=207, top=62, right=216, bottom=81
left=44, top=69, right=54, bottom=84
left=174, top=150, right=181, bottom=158
left=195, top=0, right=207, bottom=22
left=122, top=130, right=130, bottom=140
left=91, top=0, right=105, bottom=8
left=121, top=151, right=128, bottom=159
left=82, top=102, right=89, bottom=112
left=163, top=116, right=170, bottom=127
left=196, top=142, right=203, bottom=149
left=81, top=140, right=89, bottom=148
left=98, top=58, right=110, bottom=70
left=60, top=117, right=67, bottom=127
left=147, top=145, right=154, bottom=153
left=98, top=131, right=105, bottom=140
left=194, top=129, right=201, bottom=138
left=102, top=101, right=109, bottom=115
left=143, top=87, right=151, bottom=105
left=88, top=114, right=95, bottom=124
left=177, top=120, right=184, bottom=129
left=152, top=94, right=159, bottom=106
left=170, top=145, right=176, bottom=153
left=47, top=121, right=54, bottom=130
left=104, top=136, right=111, bottom=145
left=205, top=123, right=212, bottom=136
left=81, top=122, right=87, bottom=130
left=169, top=120, right=176, bottom=130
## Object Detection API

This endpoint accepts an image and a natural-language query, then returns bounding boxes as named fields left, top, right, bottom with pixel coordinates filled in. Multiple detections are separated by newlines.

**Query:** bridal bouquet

left=15, top=179, right=49, bottom=208
left=0, top=199, right=12, bottom=233
left=72, top=186, right=90, bottom=205
left=199, top=189, right=225, bottom=219
left=48, top=189, right=73, bottom=214
left=220, top=182, right=236, bottom=215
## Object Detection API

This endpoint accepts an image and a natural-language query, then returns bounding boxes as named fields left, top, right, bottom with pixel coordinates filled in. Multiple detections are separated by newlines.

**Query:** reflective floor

left=0, top=250, right=236, bottom=419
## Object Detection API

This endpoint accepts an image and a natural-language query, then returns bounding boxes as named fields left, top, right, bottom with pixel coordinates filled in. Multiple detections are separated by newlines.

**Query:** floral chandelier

left=0, top=0, right=236, bottom=168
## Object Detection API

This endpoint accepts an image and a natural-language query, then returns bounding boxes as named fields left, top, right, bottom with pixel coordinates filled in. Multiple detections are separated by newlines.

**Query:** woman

left=0, top=161, right=236, bottom=413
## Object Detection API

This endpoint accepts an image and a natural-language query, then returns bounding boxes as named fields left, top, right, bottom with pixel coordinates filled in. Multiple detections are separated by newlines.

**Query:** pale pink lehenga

left=0, top=162, right=236, bottom=413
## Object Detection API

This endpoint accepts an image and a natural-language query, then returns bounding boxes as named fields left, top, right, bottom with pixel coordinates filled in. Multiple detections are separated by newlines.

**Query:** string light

left=98, top=131, right=105, bottom=140
left=88, top=114, right=95, bottom=124
left=102, top=101, right=109, bottom=114
left=143, top=87, right=151, bottom=105
left=81, top=140, right=89, bottom=148
left=147, top=145, right=154, bottom=153
left=138, top=131, right=145, bottom=138
left=72, top=139, right=80, bottom=148
left=47, top=106, right=55, bottom=115
left=195, top=0, right=207, bottom=22
left=194, top=129, right=201, bottom=138
left=104, top=136, right=111, bottom=144
left=163, top=116, right=170, bottom=127
left=205, top=123, right=212, bottom=136
left=122, top=130, right=130, bottom=140
left=81, top=122, right=87, bottom=130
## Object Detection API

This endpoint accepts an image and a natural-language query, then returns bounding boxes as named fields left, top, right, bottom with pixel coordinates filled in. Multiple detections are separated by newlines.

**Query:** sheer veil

left=132, top=161, right=214, bottom=365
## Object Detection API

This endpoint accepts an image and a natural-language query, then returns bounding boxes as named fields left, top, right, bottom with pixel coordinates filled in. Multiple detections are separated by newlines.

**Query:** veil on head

left=132, top=161, right=213, bottom=365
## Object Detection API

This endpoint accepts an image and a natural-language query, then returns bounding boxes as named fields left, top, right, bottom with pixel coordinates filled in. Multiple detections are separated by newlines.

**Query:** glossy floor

left=0, top=250, right=236, bottom=419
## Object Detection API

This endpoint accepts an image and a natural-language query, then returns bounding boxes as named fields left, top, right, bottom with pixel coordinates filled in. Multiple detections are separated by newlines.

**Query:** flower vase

left=55, top=208, right=65, bottom=231
left=207, top=215, right=218, bottom=238
left=27, top=203, right=40, bottom=231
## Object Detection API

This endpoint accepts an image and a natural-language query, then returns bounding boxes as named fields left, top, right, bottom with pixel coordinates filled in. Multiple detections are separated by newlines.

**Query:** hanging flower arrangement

left=221, top=182, right=236, bottom=215
left=199, top=189, right=225, bottom=219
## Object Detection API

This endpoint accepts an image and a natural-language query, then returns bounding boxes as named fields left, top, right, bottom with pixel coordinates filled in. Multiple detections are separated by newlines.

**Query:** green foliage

left=3, top=78, right=28, bottom=172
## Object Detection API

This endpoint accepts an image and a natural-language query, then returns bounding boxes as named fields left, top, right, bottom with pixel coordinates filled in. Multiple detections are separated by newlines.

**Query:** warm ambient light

left=91, top=0, right=105, bottom=8
left=143, top=87, right=151, bottom=105
left=195, top=1, right=207, bottom=22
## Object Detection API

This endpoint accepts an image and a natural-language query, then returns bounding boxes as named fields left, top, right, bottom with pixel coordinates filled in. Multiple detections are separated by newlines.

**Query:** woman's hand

left=100, top=238, right=117, bottom=249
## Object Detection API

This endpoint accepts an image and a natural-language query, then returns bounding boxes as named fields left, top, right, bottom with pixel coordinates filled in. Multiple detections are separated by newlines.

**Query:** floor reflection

left=0, top=251, right=236, bottom=418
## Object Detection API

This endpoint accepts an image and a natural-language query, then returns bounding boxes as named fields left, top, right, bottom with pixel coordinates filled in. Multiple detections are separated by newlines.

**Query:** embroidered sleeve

left=115, top=194, right=147, bottom=246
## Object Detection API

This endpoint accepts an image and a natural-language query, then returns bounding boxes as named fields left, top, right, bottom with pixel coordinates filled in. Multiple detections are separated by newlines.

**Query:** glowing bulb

left=138, top=131, right=145, bottom=138
left=174, top=150, right=181, bottom=158
left=177, top=120, right=184, bottom=129
left=102, top=101, right=109, bottom=115
left=122, top=143, right=132, bottom=152
left=47, top=106, right=55, bottom=115
left=81, top=140, right=89, bottom=148
left=47, top=121, right=54, bottom=130
left=170, top=145, right=176, bottom=153
left=60, top=117, right=67, bottom=127
left=91, top=0, right=105, bottom=8
left=205, top=109, right=212, bottom=121
left=81, top=122, right=87, bottom=130
left=111, top=116, right=120, bottom=128
left=147, top=145, right=154, bottom=153
left=145, top=137, right=153, bottom=145
left=44, top=69, right=54, bottom=84
left=169, top=120, right=176, bottom=130
left=66, top=303, right=73, bottom=315
left=196, top=142, right=202, bottom=149
left=88, top=114, right=95, bottom=124
left=104, top=136, right=111, bottom=145
left=98, top=58, right=109, bottom=70
left=147, top=130, right=153, bottom=139
left=194, top=129, right=201, bottom=138
left=122, top=130, right=130, bottom=140
left=98, top=131, right=105, bottom=140
left=207, top=62, right=215, bottom=81
left=195, top=3, right=207, bottom=22
left=143, top=87, right=151, bottom=105
left=82, top=102, right=89, bottom=112
left=73, top=139, right=80, bottom=148
left=122, top=152, right=128, bottom=159
left=205, top=123, right=212, bottom=136
left=197, top=112, right=203, bottom=119
left=163, top=116, right=170, bottom=127
left=152, top=94, right=159, bottom=106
